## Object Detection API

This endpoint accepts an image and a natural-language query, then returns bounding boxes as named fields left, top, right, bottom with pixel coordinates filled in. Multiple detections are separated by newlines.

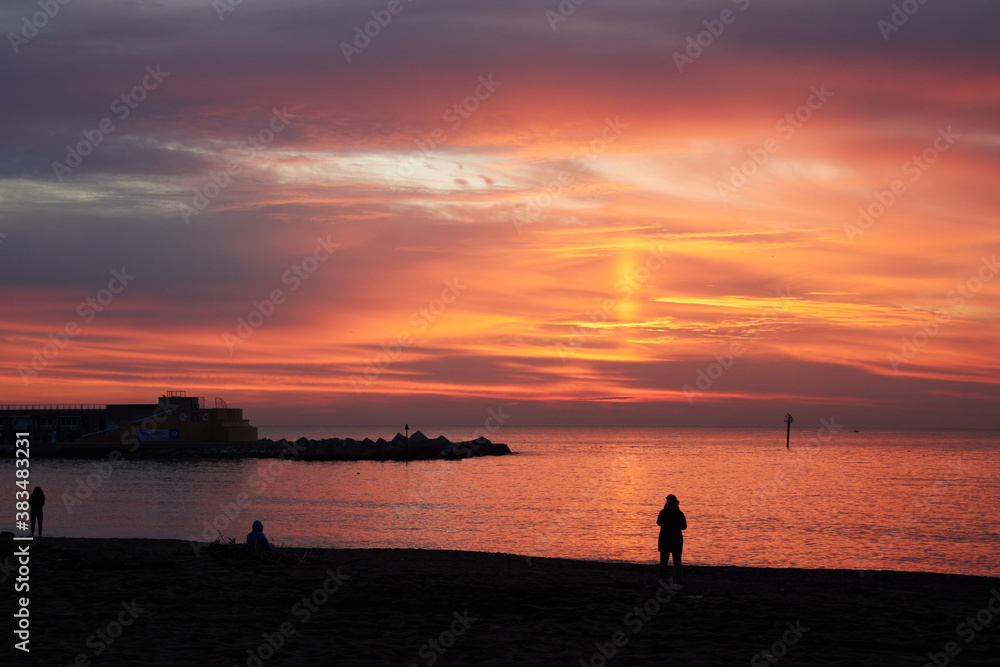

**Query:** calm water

left=6, top=426, right=999, bottom=576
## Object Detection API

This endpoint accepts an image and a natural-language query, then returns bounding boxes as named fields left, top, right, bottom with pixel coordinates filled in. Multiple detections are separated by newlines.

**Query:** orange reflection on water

left=22, top=426, right=996, bottom=577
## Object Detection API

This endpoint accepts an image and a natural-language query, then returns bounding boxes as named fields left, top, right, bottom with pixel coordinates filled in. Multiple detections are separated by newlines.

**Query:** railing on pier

left=0, top=404, right=107, bottom=411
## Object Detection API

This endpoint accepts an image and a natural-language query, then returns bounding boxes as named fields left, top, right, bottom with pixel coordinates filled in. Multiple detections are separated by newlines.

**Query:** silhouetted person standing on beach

left=657, top=494, right=686, bottom=586
left=29, top=486, right=45, bottom=537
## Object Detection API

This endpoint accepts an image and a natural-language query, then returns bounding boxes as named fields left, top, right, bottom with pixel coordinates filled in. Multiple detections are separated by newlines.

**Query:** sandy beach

left=4, top=537, right=998, bottom=666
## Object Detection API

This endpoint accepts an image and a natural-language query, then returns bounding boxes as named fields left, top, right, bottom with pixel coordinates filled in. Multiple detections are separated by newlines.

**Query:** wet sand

left=6, top=537, right=999, bottom=666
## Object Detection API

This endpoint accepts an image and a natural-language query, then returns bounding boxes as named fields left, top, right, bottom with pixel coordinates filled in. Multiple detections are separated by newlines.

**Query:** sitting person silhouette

left=246, top=520, right=274, bottom=550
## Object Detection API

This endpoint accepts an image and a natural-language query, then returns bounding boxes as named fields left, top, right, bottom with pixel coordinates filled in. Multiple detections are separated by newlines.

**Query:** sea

left=7, top=426, right=999, bottom=577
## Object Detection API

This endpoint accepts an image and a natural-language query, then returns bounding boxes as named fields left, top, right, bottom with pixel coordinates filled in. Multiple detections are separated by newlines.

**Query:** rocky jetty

left=196, top=430, right=512, bottom=461
left=1, top=430, right=512, bottom=461
left=269, top=430, right=513, bottom=461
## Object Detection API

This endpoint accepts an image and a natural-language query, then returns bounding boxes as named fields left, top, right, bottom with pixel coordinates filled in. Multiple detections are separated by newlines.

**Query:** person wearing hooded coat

left=246, top=520, right=273, bottom=550
left=657, top=494, right=686, bottom=586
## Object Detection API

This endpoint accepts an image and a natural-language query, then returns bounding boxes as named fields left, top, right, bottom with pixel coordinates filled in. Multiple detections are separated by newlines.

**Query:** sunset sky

left=2, top=0, right=998, bottom=428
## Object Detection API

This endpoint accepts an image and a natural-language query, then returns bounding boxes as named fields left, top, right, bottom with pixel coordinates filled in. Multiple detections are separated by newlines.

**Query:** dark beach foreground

left=5, top=538, right=999, bottom=666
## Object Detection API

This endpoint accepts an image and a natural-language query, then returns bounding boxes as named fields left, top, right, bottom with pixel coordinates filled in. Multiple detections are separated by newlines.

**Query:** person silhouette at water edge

left=246, top=520, right=274, bottom=551
left=29, top=486, right=45, bottom=537
left=657, top=494, right=686, bottom=588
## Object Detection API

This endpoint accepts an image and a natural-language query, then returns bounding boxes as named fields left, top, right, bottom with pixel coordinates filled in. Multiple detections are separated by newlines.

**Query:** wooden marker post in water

left=405, top=423, right=409, bottom=443
left=784, top=413, right=794, bottom=448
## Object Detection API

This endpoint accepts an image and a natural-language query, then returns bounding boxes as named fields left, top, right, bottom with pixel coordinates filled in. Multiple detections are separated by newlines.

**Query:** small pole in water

left=405, top=423, right=409, bottom=443
left=784, top=413, right=794, bottom=448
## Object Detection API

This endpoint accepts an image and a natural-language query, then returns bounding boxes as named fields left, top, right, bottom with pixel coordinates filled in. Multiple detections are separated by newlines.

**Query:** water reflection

left=6, top=427, right=997, bottom=576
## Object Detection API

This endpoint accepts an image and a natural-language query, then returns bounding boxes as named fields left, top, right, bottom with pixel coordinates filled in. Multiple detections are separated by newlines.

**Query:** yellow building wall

left=113, top=408, right=257, bottom=443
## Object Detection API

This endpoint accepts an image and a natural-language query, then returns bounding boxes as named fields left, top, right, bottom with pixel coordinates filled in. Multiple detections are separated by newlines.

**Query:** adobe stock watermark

left=8, top=0, right=73, bottom=54
left=888, top=254, right=996, bottom=372
left=395, top=405, right=511, bottom=523
left=350, top=278, right=466, bottom=392
left=726, top=417, right=843, bottom=542
left=51, top=65, right=169, bottom=182
left=189, top=440, right=306, bottom=555
left=682, top=289, right=793, bottom=404
left=844, top=126, right=959, bottom=243
left=717, top=84, right=833, bottom=201
left=224, top=235, right=339, bottom=352
left=406, top=610, right=478, bottom=667
left=923, top=588, right=1000, bottom=667
left=235, top=568, right=350, bottom=667
left=393, top=466, right=458, bottom=523
left=512, top=116, right=627, bottom=233
left=340, top=0, right=414, bottom=63
left=57, top=599, right=145, bottom=666
left=578, top=578, right=679, bottom=667
left=18, top=267, right=135, bottom=385
left=672, top=0, right=751, bottom=73
left=386, top=74, right=501, bottom=186
left=878, top=0, right=934, bottom=42
left=525, top=449, right=638, bottom=567
left=213, top=0, right=248, bottom=21
left=545, top=0, right=589, bottom=31
left=555, top=245, right=669, bottom=362
left=449, top=405, right=512, bottom=457
left=0, top=553, right=16, bottom=587
left=750, top=620, right=809, bottom=666
left=853, top=458, right=968, bottom=575
left=470, top=405, right=511, bottom=442
left=60, top=402, right=179, bottom=514
left=179, top=107, right=296, bottom=223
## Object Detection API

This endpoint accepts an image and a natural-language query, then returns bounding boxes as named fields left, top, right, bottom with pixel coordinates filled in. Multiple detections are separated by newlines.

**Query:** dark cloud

left=2, top=0, right=997, bottom=426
